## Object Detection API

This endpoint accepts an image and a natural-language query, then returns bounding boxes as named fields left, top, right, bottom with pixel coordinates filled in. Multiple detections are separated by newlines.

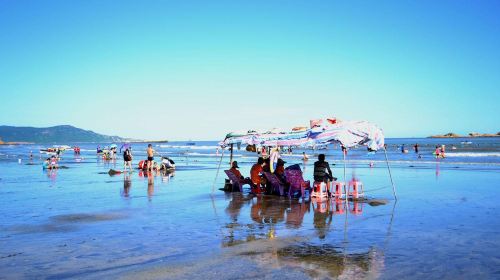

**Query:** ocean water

left=0, top=138, right=499, bottom=279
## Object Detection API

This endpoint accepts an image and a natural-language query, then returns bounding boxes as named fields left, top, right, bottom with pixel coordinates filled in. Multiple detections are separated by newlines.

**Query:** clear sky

left=0, top=0, right=499, bottom=140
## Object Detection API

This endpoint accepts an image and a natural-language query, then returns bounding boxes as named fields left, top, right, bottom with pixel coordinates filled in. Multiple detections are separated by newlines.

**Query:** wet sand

left=0, top=157, right=499, bottom=279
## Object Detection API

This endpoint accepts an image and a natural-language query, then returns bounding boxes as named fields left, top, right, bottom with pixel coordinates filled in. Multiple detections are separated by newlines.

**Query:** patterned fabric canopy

left=220, top=119, right=385, bottom=151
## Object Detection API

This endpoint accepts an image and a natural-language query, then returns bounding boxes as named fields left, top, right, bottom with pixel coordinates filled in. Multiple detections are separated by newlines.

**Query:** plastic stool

left=330, top=181, right=345, bottom=198
left=348, top=180, right=364, bottom=199
left=311, top=181, right=328, bottom=199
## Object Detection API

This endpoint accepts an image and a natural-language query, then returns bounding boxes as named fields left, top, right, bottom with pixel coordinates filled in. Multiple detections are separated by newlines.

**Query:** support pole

left=211, top=148, right=225, bottom=194
left=229, top=143, right=234, bottom=166
left=384, top=147, right=397, bottom=200
left=343, top=148, right=348, bottom=205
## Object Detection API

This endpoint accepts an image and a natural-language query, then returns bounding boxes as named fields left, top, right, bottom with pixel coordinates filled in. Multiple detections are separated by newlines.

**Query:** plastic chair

left=285, top=166, right=310, bottom=199
left=224, top=170, right=251, bottom=192
left=263, top=172, right=285, bottom=196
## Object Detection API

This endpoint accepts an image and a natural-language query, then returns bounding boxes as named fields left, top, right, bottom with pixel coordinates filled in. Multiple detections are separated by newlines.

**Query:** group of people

left=435, top=145, right=446, bottom=158
left=43, top=155, right=59, bottom=169
left=228, top=153, right=336, bottom=196
left=123, top=144, right=175, bottom=173
left=400, top=143, right=446, bottom=159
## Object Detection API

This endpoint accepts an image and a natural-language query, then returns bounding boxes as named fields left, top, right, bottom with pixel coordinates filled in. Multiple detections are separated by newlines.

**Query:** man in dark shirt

left=313, top=154, right=334, bottom=190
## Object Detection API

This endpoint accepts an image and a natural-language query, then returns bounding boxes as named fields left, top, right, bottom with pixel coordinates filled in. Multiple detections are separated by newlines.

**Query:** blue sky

left=0, top=0, right=499, bottom=140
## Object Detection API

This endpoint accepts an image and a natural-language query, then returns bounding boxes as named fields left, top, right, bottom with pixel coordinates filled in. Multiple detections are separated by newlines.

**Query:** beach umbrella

left=120, top=143, right=131, bottom=153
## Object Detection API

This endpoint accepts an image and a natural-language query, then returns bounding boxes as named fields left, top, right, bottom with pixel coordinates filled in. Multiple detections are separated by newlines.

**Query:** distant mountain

left=0, top=125, right=129, bottom=143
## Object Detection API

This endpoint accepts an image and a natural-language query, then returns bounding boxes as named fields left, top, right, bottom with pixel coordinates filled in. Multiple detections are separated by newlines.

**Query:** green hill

left=0, top=125, right=128, bottom=143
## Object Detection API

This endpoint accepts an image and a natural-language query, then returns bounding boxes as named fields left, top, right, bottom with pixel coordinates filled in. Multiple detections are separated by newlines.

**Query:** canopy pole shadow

left=384, top=147, right=397, bottom=200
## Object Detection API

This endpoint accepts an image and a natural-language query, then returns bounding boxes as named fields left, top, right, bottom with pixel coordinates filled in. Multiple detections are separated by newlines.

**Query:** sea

left=0, top=137, right=499, bottom=279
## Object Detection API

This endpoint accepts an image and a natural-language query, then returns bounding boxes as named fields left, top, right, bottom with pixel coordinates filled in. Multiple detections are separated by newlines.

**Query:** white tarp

left=221, top=119, right=385, bottom=151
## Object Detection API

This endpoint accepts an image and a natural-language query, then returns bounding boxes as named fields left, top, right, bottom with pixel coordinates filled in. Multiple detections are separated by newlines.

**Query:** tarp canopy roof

left=220, top=119, right=385, bottom=151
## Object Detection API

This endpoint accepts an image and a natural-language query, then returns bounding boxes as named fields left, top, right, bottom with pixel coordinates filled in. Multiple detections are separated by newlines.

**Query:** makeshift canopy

left=220, top=120, right=385, bottom=151
left=214, top=118, right=396, bottom=201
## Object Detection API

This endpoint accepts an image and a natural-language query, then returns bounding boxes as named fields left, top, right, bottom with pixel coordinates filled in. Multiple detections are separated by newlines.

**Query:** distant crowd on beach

left=96, top=143, right=176, bottom=174
left=399, top=143, right=448, bottom=159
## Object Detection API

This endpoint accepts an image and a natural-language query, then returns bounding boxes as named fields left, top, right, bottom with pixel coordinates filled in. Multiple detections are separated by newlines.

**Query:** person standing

left=123, top=147, right=133, bottom=172
left=435, top=145, right=441, bottom=158
left=440, top=145, right=446, bottom=158
left=414, top=143, right=419, bottom=153
left=146, top=144, right=156, bottom=171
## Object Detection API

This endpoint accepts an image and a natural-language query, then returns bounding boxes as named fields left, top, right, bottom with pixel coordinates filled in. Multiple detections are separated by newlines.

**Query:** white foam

left=446, top=152, right=500, bottom=157
left=158, top=145, right=219, bottom=150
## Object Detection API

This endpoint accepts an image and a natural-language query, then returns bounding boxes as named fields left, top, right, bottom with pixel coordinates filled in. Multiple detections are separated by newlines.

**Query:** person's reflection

left=251, top=196, right=287, bottom=224
left=225, top=193, right=246, bottom=221
left=161, top=170, right=175, bottom=183
left=312, top=198, right=332, bottom=239
left=122, top=173, right=131, bottom=197
left=46, top=168, right=57, bottom=183
left=147, top=172, right=155, bottom=200
left=286, top=200, right=310, bottom=229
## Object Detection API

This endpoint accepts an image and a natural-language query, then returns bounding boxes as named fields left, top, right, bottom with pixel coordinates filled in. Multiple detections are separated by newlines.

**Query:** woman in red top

left=250, top=157, right=265, bottom=189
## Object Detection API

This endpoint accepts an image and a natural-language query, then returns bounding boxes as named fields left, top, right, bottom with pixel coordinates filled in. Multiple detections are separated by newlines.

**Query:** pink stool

left=311, top=181, right=328, bottom=199
left=348, top=180, right=364, bottom=199
left=330, top=181, right=345, bottom=198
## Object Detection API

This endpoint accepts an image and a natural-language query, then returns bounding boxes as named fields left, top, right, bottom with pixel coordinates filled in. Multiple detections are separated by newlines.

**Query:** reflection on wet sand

left=222, top=195, right=368, bottom=246
left=220, top=194, right=389, bottom=279
left=122, top=174, right=131, bottom=197
left=286, top=200, right=310, bottom=229
left=273, top=244, right=384, bottom=279
left=147, top=172, right=154, bottom=199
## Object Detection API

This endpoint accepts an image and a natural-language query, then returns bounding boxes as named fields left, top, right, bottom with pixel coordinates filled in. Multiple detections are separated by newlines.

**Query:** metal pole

left=384, top=147, right=397, bottom=200
left=343, top=148, right=348, bottom=205
left=343, top=147, right=349, bottom=258
left=229, top=143, right=234, bottom=166
left=211, top=148, right=225, bottom=194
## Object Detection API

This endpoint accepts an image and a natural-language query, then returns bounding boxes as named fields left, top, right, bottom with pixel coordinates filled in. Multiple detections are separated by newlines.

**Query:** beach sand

left=0, top=152, right=499, bottom=279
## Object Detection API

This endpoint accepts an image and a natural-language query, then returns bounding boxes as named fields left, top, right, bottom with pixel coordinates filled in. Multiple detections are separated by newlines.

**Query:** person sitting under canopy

left=229, top=161, right=251, bottom=185
left=250, top=157, right=265, bottom=194
left=313, top=154, right=335, bottom=191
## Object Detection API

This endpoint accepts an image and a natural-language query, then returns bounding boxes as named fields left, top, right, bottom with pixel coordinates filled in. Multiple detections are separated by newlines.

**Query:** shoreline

left=428, top=135, right=500, bottom=138
left=0, top=141, right=34, bottom=145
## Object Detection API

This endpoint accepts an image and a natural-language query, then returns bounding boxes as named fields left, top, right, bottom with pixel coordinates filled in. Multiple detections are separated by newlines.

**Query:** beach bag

left=246, top=145, right=256, bottom=152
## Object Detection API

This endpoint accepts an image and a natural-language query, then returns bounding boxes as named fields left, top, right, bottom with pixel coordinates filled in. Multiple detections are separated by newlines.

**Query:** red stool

left=348, top=180, right=364, bottom=199
left=330, top=181, right=345, bottom=198
left=311, top=181, right=328, bottom=199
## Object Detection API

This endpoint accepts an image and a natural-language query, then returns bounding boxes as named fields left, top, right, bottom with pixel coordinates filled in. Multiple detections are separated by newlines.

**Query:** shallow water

left=1, top=141, right=500, bottom=279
